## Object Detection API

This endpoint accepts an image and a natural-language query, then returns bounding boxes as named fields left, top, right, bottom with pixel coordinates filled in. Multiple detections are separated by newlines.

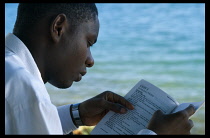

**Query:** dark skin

left=18, top=13, right=195, bottom=135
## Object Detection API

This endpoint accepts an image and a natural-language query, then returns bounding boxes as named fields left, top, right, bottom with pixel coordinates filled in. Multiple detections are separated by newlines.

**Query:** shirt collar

left=5, top=33, right=43, bottom=82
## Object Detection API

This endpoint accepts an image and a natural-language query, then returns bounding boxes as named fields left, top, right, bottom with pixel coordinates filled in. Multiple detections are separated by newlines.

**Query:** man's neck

left=16, top=33, right=48, bottom=83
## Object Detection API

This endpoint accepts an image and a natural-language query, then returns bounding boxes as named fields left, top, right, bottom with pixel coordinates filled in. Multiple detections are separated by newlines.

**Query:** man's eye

left=88, top=41, right=93, bottom=47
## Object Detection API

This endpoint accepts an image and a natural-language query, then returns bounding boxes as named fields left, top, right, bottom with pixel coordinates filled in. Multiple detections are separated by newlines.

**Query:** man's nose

left=85, top=49, right=94, bottom=68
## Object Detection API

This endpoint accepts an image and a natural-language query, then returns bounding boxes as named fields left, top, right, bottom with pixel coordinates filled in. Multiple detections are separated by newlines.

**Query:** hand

left=147, top=105, right=195, bottom=135
left=79, top=91, right=134, bottom=126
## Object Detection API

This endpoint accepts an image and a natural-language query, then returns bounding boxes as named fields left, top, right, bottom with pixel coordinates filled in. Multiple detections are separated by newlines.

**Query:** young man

left=5, top=3, right=195, bottom=135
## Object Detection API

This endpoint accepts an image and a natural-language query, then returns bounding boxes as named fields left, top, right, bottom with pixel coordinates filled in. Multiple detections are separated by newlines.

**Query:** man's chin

left=49, top=80, right=73, bottom=89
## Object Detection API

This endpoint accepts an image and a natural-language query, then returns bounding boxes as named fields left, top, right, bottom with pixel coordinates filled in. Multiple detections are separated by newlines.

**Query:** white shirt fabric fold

left=5, top=33, right=77, bottom=134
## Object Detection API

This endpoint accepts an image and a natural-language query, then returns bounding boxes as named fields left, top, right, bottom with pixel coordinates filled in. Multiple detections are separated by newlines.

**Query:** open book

left=90, top=79, right=205, bottom=135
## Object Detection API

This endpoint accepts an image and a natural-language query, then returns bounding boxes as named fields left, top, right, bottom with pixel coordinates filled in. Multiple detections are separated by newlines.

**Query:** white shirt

left=5, top=33, right=77, bottom=134
left=5, top=33, right=156, bottom=135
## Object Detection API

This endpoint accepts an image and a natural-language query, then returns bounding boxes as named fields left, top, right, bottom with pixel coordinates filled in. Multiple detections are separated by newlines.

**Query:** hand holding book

left=90, top=79, right=205, bottom=135
left=147, top=104, right=195, bottom=135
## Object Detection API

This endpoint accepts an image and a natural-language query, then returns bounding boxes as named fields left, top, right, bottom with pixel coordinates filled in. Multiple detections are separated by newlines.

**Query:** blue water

left=5, top=3, right=205, bottom=134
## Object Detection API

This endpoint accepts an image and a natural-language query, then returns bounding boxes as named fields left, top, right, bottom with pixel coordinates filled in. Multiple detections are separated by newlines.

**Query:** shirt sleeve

left=57, top=104, right=78, bottom=134
left=137, top=129, right=157, bottom=135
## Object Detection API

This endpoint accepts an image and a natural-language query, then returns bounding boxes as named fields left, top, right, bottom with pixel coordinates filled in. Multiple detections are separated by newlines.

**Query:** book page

left=171, top=101, right=205, bottom=117
left=90, top=79, right=179, bottom=135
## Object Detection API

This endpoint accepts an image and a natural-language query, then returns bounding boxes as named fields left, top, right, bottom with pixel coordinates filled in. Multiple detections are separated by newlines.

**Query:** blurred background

left=5, top=3, right=205, bottom=134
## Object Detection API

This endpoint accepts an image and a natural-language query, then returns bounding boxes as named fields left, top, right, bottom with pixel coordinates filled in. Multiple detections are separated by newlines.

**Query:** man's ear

left=50, top=14, right=67, bottom=43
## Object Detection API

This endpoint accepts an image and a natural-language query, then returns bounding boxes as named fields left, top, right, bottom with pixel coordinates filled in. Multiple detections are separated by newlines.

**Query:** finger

left=104, top=100, right=128, bottom=114
left=184, top=119, right=194, bottom=134
left=188, top=119, right=194, bottom=129
left=153, top=110, right=164, bottom=116
left=184, top=104, right=196, bottom=117
left=106, top=91, right=134, bottom=110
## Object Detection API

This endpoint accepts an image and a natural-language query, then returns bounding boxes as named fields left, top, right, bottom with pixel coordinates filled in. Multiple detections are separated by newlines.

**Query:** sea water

left=5, top=3, right=205, bottom=134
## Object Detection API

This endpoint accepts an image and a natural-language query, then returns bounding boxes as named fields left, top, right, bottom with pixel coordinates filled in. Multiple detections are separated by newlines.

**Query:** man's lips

left=75, top=72, right=86, bottom=82
left=80, top=71, right=87, bottom=76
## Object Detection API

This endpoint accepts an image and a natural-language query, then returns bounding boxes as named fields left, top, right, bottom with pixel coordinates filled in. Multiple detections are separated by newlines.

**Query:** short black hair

left=13, top=3, right=98, bottom=34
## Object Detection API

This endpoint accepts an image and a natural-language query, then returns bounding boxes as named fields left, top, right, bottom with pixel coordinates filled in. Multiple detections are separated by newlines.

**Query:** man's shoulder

left=6, top=50, right=25, bottom=74
left=5, top=52, right=49, bottom=105
left=5, top=51, right=32, bottom=85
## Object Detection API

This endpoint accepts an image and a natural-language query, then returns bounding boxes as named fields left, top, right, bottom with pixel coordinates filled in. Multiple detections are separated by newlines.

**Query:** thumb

left=153, top=109, right=164, bottom=117
left=184, top=104, right=196, bottom=117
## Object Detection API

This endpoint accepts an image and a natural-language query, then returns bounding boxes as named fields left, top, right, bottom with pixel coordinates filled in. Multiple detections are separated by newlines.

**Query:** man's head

left=13, top=3, right=99, bottom=88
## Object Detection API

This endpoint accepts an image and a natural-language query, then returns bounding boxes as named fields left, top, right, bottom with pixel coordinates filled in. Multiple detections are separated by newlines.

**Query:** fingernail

left=189, top=104, right=195, bottom=109
left=120, top=108, right=127, bottom=113
left=130, top=105, right=135, bottom=109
